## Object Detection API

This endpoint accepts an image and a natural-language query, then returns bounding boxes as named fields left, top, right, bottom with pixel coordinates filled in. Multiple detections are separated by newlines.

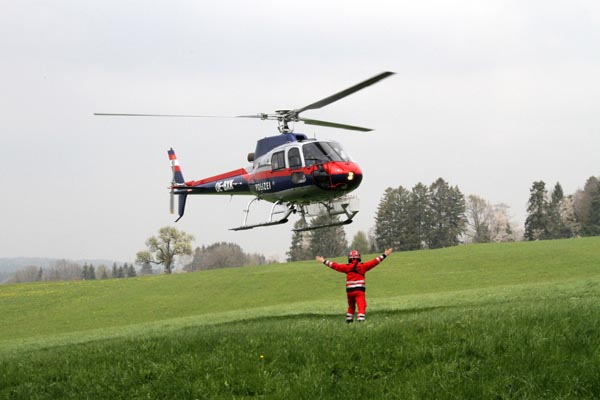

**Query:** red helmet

left=348, top=250, right=361, bottom=262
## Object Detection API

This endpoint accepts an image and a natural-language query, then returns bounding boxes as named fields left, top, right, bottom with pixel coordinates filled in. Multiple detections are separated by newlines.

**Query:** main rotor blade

left=299, top=117, right=372, bottom=132
left=235, top=114, right=269, bottom=119
left=94, top=113, right=233, bottom=118
left=293, top=71, right=395, bottom=115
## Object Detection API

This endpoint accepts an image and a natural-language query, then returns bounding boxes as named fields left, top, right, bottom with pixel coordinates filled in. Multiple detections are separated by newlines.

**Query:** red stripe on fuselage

left=186, top=168, right=248, bottom=186
left=250, top=161, right=361, bottom=180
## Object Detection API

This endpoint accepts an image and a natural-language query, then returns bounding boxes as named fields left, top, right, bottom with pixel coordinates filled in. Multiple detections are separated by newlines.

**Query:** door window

left=287, top=147, right=302, bottom=169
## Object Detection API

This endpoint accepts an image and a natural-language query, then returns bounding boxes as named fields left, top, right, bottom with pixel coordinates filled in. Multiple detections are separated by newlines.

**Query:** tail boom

left=167, top=148, right=251, bottom=222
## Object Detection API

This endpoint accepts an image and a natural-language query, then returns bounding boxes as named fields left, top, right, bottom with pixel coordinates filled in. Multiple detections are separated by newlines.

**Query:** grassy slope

left=1, top=238, right=598, bottom=349
left=1, top=238, right=599, bottom=398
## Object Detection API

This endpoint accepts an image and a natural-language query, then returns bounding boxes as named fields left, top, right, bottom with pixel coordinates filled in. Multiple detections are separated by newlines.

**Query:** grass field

left=1, top=238, right=599, bottom=399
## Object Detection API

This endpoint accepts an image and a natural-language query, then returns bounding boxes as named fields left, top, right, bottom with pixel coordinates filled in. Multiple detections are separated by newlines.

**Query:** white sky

left=1, top=0, right=599, bottom=262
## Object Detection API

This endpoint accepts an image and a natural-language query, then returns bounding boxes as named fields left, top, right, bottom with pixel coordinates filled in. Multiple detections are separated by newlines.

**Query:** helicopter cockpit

left=301, top=141, right=352, bottom=166
left=263, top=140, right=354, bottom=172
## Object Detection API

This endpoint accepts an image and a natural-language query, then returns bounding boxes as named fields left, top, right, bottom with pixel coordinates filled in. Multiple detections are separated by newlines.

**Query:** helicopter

left=95, top=71, right=394, bottom=231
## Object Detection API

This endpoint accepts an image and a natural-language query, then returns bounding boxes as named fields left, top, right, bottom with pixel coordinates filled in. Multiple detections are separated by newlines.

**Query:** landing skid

left=230, top=199, right=294, bottom=231
left=230, top=195, right=359, bottom=231
left=292, top=203, right=358, bottom=232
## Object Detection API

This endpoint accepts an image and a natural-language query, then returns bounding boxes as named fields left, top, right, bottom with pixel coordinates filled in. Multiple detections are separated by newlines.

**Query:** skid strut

left=230, top=199, right=294, bottom=231
left=292, top=202, right=358, bottom=232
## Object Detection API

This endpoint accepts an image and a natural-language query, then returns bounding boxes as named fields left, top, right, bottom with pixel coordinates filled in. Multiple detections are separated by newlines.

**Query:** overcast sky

left=1, top=0, right=599, bottom=263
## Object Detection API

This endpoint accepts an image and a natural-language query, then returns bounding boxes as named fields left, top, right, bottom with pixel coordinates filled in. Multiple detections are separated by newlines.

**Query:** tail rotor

left=170, top=184, right=175, bottom=214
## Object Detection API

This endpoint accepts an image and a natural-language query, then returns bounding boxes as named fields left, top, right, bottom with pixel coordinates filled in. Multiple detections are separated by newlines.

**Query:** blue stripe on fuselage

left=250, top=173, right=361, bottom=203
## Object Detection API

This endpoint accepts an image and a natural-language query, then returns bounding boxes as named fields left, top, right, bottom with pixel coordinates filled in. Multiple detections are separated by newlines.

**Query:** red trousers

left=346, top=290, right=366, bottom=315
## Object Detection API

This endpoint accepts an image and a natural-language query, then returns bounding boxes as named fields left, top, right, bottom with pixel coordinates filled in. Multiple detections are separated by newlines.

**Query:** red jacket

left=323, top=253, right=387, bottom=292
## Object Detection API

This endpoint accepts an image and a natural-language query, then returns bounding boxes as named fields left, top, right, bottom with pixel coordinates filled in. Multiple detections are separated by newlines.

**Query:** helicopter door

left=271, top=151, right=285, bottom=171
left=287, top=147, right=306, bottom=184
left=287, top=147, right=302, bottom=169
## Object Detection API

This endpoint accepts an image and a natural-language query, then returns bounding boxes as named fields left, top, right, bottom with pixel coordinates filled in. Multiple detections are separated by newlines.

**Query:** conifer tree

left=374, top=186, right=411, bottom=250
left=547, top=182, right=570, bottom=239
left=427, top=178, right=466, bottom=248
left=575, top=176, right=600, bottom=236
left=88, top=263, right=96, bottom=280
left=407, top=183, right=431, bottom=249
left=585, top=180, right=600, bottom=236
left=374, top=187, right=398, bottom=249
left=287, top=220, right=312, bottom=261
left=524, top=181, right=549, bottom=240
left=350, top=231, right=370, bottom=255
left=392, top=186, right=413, bottom=250
left=309, top=215, right=348, bottom=258
left=111, top=262, right=118, bottom=278
left=139, top=261, right=153, bottom=275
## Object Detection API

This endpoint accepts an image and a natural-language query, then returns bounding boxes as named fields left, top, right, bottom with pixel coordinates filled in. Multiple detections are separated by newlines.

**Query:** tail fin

left=168, top=148, right=185, bottom=184
left=168, top=148, right=187, bottom=222
left=175, top=194, right=187, bottom=222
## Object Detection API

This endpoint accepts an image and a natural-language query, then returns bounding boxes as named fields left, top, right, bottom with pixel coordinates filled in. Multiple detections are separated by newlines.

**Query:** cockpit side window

left=271, top=151, right=285, bottom=171
left=287, top=147, right=302, bottom=169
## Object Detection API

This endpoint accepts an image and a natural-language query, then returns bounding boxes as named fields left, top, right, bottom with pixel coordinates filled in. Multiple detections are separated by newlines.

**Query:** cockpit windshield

left=302, top=141, right=352, bottom=166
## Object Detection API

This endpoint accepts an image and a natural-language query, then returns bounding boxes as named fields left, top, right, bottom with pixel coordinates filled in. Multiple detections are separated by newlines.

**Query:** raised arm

left=360, top=248, right=394, bottom=272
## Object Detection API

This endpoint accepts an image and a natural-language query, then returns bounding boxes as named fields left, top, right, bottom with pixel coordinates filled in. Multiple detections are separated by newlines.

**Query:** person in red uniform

left=316, top=248, right=393, bottom=323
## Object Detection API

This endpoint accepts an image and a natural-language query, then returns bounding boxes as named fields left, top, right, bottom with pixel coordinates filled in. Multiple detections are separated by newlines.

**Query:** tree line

left=287, top=177, right=475, bottom=260
left=134, top=227, right=276, bottom=274
left=288, top=174, right=600, bottom=261
left=129, top=174, right=600, bottom=269
left=287, top=215, right=349, bottom=262
left=7, top=227, right=276, bottom=283
left=7, top=175, right=598, bottom=282
left=373, top=178, right=468, bottom=251
left=524, top=176, right=600, bottom=240
left=184, top=242, right=273, bottom=272
left=7, top=260, right=144, bottom=284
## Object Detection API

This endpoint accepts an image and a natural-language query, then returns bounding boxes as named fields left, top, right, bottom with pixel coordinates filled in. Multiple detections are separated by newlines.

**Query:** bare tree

left=350, top=231, right=370, bottom=254
left=11, top=265, right=42, bottom=283
left=489, top=203, right=520, bottom=242
left=463, top=198, right=519, bottom=243
left=560, top=195, right=580, bottom=237
left=136, top=226, right=194, bottom=274
left=202, top=243, right=247, bottom=270
left=96, top=265, right=110, bottom=279
left=465, top=195, right=493, bottom=243
left=44, top=259, right=83, bottom=281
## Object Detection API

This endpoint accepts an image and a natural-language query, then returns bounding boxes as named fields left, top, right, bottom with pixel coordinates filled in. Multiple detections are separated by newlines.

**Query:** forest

left=287, top=175, right=600, bottom=260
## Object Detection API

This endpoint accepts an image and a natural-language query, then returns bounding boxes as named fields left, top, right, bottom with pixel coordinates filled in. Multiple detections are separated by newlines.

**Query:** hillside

left=1, top=238, right=599, bottom=398
left=1, top=237, right=599, bottom=351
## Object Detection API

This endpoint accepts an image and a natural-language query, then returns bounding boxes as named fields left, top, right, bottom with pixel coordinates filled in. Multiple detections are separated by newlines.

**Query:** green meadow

left=1, top=238, right=599, bottom=399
